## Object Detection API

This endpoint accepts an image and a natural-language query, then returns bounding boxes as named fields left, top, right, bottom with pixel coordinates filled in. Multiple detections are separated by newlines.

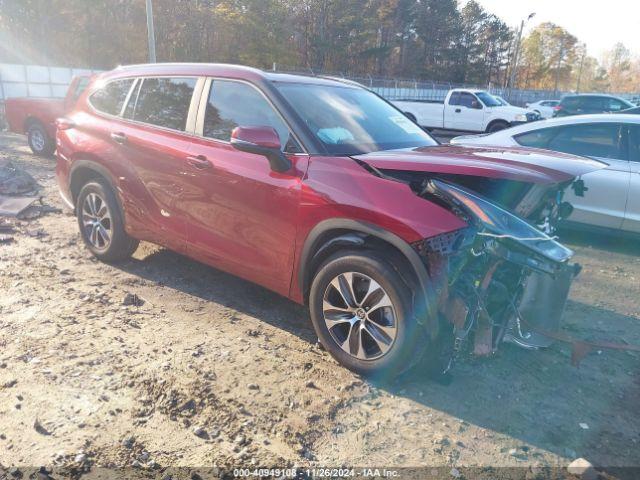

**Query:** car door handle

left=186, top=155, right=211, bottom=170
left=455, top=108, right=461, bottom=113
left=110, top=132, right=127, bottom=144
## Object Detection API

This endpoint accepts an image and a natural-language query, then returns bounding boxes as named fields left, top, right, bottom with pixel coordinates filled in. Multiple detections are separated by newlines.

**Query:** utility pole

left=554, top=36, right=564, bottom=96
left=576, top=46, right=586, bottom=92
left=146, top=0, right=157, bottom=63
left=507, top=13, right=535, bottom=93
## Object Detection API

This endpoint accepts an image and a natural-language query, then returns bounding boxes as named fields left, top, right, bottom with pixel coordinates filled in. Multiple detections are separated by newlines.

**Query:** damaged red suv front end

left=349, top=144, right=605, bottom=373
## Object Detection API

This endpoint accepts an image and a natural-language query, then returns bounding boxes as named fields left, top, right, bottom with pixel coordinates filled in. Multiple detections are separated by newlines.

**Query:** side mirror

left=230, top=126, right=291, bottom=173
left=471, top=100, right=482, bottom=109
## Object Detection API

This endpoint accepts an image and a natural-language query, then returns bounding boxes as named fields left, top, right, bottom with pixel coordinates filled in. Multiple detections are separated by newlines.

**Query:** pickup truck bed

left=4, top=75, right=90, bottom=156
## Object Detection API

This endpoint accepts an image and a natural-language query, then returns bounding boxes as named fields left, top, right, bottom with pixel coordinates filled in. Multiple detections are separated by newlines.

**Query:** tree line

left=1, top=0, right=638, bottom=93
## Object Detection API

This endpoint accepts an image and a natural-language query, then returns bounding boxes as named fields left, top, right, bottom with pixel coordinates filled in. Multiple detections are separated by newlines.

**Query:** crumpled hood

left=352, top=144, right=607, bottom=184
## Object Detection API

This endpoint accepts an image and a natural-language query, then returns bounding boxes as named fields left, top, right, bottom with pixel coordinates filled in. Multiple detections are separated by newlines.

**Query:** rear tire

left=309, top=250, right=427, bottom=377
left=76, top=180, right=139, bottom=262
left=486, top=120, right=509, bottom=133
left=27, top=122, right=55, bottom=157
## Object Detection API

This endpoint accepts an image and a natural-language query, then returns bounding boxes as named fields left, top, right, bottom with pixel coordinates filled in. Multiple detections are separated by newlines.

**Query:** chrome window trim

left=119, top=78, right=141, bottom=117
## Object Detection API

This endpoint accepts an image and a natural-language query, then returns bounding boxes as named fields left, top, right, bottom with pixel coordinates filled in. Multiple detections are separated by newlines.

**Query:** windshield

left=275, top=82, right=438, bottom=155
left=476, top=91, right=502, bottom=107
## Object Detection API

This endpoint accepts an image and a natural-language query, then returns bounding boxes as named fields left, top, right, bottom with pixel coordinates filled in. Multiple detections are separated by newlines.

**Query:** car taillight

left=553, top=105, right=562, bottom=111
left=56, top=117, right=75, bottom=130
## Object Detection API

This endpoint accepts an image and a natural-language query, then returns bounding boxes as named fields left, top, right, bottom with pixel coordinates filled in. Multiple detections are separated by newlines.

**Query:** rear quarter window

left=89, top=78, right=135, bottom=116
left=513, top=127, right=558, bottom=148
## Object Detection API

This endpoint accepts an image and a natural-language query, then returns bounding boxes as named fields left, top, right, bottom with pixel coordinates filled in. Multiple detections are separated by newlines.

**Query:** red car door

left=114, top=76, right=201, bottom=253
left=184, top=78, right=307, bottom=296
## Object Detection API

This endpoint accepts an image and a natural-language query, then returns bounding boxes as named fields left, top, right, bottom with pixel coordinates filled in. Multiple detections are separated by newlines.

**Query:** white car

left=450, top=114, right=640, bottom=234
left=526, top=100, right=560, bottom=119
left=393, top=88, right=540, bottom=133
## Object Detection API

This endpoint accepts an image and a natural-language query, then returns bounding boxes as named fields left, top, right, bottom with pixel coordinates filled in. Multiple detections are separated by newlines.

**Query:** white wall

left=0, top=63, right=101, bottom=100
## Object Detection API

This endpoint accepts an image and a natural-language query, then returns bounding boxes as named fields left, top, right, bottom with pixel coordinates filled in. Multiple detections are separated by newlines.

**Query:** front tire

left=486, top=120, right=509, bottom=133
left=309, top=250, right=426, bottom=377
left=27, top=122, right=55, bottom=157
left=76, top=180, right=139, bottom=262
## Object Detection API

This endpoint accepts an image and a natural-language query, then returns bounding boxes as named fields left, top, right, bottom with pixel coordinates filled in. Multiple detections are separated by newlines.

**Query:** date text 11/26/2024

left=232, top=468, right=400, bottom=478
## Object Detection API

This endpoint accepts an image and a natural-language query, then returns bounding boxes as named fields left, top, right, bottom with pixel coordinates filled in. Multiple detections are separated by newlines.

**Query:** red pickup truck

left=4, top=75, right=90, bottom=156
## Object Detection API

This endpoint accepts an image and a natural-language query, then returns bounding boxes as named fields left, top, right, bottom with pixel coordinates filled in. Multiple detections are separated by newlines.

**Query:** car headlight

left=430, top=180, right=573, bottom=264
left=515, top=114, right=528, bottom=122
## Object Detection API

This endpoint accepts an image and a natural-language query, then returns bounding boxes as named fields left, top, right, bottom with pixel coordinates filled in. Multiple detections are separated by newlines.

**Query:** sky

left=472, top=0, right=640, bottom=59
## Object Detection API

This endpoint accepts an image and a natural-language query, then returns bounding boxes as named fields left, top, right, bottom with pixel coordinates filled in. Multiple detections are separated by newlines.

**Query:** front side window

left=459, top=92, right=479, bottom=108
left=513, top=127, right=559, bottom=149
left=547, top=123, right=624, bottom=160
left=203, top=80, right=300, bottom=152
left=129, top=77, right=196, bottom=131
left=607, top=98, right=630, bottom=112
left=275, top=82, right=437, bottom=155
left=89, top=78, right=135, bottom=116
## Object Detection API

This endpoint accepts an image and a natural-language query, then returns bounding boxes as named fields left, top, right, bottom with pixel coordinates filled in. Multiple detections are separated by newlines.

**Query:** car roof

left=97, top=62, right=360, bottom=88
left=561, top=93, right=626, bottom=100
left=490, top=114, right=640, bottom=136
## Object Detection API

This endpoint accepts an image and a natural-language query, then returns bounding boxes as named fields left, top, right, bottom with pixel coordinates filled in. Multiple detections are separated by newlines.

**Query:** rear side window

left=130, top=77, right=197, bottom=131
left=448, top=92, right=460, bottom=106
left=89, top=79, right=135, bottom=116
left=562, top=97, right=580, bottom=109
left=581, top=96, right=604, bottom=109
left=203, top=79, right=300, bottom=152
left=513, top=127, right=559, bottom=148
left=547, top=123, right=623, bottom=160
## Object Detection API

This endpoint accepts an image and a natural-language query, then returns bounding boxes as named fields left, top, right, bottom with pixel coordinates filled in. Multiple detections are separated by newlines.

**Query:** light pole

left=146, top=0, right=157, bottom=63
left=507, top=12, right=535, bottom=92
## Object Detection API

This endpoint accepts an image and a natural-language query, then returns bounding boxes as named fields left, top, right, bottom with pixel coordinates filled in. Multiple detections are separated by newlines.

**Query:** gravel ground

left=0, top=132, right=639, bottom=479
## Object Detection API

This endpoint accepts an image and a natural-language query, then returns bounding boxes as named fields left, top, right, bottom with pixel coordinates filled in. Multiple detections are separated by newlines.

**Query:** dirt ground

left=0, top=132, right=639, bottom=479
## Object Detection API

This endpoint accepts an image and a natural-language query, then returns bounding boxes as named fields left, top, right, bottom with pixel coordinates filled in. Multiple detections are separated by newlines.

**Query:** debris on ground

left=0, top=159, right=40, bottom=195
left=123, top=293, right=145, bottom=307
left=33, top=419, right=51, bottom=436
left=0, top=194, right=38, bottom=216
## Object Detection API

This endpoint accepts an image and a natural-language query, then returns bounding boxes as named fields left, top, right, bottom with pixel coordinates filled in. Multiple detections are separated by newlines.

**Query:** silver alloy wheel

left=81, top=192, right=112, bottom=251
left=30, top=128, right=45, bottom=152
left=322, top=272, right=397, bottom=360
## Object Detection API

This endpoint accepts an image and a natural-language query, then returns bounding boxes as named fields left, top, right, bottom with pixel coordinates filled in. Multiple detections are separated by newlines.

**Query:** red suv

left=56, top=63, right=604, bottom=376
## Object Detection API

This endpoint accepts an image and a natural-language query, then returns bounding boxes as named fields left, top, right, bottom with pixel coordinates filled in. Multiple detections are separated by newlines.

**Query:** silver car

left=451, top=114, right=640, bottom=234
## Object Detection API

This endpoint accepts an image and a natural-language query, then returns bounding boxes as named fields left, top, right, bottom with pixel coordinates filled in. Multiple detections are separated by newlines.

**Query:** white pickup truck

left=393, top=88, right=539, bottom=133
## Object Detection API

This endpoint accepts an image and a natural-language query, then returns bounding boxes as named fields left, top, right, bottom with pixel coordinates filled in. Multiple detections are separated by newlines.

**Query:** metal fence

left=271, top=64, right=640, bottom=107
left=0, top=61, right=638, bottom=119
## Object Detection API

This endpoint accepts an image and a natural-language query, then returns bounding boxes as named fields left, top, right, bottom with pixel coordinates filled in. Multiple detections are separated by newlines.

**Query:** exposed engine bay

left=379, top=169, right=584, bottom=373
